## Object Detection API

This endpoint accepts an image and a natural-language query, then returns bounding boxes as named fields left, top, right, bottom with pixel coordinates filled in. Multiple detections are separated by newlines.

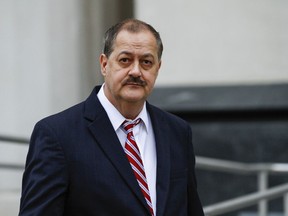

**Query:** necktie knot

left=122, top=118, right=141, bottom=134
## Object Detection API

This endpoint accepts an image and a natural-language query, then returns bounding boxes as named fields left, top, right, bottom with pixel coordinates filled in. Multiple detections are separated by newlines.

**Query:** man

left=19, top=19, right=204, bottom=216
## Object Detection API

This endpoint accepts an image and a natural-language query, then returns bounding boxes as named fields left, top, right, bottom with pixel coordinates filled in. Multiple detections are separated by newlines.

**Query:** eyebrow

left=118, top=51, right=132, bottom=56
left=118, top=51, right=155, bottom=59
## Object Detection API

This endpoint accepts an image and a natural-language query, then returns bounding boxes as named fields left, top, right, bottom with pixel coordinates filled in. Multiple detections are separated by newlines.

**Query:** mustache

left=123, top=76, right=147, bottom=86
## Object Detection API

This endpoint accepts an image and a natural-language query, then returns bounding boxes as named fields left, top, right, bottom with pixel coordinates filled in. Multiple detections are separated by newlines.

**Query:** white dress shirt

left=97, top=84, right=157, bottom=214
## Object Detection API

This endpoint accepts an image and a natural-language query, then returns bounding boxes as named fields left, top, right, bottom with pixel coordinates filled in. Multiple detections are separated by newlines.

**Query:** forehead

left=113, top=30, right=158, bottom=54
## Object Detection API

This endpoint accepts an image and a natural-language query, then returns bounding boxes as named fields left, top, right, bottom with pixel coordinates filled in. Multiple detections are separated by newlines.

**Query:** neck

left=115, top=101, right=144, bottom=120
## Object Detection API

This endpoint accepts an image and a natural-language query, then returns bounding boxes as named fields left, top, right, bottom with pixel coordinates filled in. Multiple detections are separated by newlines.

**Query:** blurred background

left=0, top=0, right=287, bottom=215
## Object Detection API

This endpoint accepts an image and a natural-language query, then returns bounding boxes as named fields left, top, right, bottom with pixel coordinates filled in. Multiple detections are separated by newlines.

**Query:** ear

left=100, top=54, right=108, bottom=76
left=155, top=60, right=162, bottom=77
left=158, top=60, right=162, bottom=70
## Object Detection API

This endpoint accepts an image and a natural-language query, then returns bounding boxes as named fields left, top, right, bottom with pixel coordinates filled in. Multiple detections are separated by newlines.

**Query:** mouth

left=125, top=82, right=144, bottom=86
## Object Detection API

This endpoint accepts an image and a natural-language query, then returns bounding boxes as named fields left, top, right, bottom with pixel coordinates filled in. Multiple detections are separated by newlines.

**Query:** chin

left=122, top=92, right=146, bottom=102
left=125, top=96, right=145, bottom=103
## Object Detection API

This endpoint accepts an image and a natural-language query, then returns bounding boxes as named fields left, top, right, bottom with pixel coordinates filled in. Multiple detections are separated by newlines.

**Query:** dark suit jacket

left=19, top=86, right=204, bottom=216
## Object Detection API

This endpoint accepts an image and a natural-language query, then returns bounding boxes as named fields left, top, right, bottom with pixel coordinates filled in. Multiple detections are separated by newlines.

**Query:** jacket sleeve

left=19, top=120, right=68, bottom=216
left=187, top=124, right=204, bottom=216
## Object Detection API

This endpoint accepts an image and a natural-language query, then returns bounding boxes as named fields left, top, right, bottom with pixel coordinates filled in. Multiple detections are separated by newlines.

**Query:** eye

left=142, top=59, right=153, bottom=66
left=119, top=58, right=130, bottom=63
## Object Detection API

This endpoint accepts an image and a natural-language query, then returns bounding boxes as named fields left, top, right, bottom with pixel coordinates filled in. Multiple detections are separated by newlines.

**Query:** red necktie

left=122, top=119, right=154, bottom=216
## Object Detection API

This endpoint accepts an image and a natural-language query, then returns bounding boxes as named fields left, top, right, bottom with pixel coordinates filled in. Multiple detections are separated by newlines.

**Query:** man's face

left=100, top=30, right=161, bottom=106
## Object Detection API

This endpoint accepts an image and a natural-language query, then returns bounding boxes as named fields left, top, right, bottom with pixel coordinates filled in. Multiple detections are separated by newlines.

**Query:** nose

left=128, top=62, right=141, bottom=77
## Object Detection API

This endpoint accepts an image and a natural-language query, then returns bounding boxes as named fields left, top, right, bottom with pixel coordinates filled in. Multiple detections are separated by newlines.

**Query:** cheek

left=107, top=73, right=130, bottom=93
left=106, top=69, right=125, bottom=83
left=144, top=72, right=158, bottom=85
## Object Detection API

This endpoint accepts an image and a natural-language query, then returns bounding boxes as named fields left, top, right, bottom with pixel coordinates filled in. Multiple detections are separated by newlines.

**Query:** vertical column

left=284, top=192, right=288, bottom=216
left=258, top=171, right=268, bottom=216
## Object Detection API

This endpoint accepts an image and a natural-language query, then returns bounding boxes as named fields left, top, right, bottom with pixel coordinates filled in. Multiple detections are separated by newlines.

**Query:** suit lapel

left=83, top=87, right=151, bottom=214
left=148, top=104, right=171, bottom=216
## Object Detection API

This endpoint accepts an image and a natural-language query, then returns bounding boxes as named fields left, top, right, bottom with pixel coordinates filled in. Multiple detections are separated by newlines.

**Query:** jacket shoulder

left=37, top=86, right=101, bottom=128
left=38, top=102, right=84, bottom=127
left=147, top=103, right=190, bottom=128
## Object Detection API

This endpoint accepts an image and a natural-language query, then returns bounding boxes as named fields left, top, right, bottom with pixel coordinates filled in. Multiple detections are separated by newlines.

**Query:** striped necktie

left=122, top=119, right=154, bottom=216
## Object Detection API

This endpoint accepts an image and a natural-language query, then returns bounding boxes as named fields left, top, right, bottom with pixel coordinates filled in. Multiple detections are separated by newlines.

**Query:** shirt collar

left=97, top=84, right=149, bottom=132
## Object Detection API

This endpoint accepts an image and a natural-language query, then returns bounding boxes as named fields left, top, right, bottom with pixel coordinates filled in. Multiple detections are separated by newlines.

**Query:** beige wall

left=1, top=0, right=89, bottom=137
left=135, top=0, right=288, bottom=86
